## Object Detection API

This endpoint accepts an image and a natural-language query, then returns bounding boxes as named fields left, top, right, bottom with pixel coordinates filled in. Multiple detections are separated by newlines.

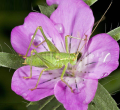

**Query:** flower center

left=67, top=65, right=78, bottom=77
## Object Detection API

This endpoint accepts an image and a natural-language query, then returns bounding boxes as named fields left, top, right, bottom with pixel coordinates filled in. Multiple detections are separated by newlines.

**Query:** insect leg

left=24, top=26, right=42, bottom=58
left=30, top=68, right=46, bottom=91
left=30, top=67, right=59, bottom=91
left=39, top=26, right=59, bottom=52
left=32, top=40, right=45, bottom=48
left=18, top=40, right=45, bottom=57
left=27, top=49, right=59, bottom=91
left=65, top=35, right=85, bottom=53
left=61, top=64, right=73, bottom=93
left=23, top=49, right=35, bottom=79
left=25, top=26, right=59, bottom=58
left=78, top=35, right=88, bottom=52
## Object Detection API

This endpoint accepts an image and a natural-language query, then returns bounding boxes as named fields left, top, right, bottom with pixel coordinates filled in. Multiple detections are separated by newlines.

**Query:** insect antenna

left=90, top=1, right=112, bottom=36
left=76, top=1, right=112, bottom=58
left=31, top=3, right=39, bottom=12
left=4, top=42, right=17, bottom=54
left=0, top=44, right=3, bottom=52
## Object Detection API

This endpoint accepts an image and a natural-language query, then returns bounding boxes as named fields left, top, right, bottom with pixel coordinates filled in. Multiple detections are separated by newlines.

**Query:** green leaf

left=99, top=69, right=120, bottom=94
left=107, top=26, right=120, bottom=41
left=83, top=0, right=98, bottom=6
left=0, top=52, right=24, bottom=69
left=27, top=95, right=65, bottom=110
left=88, top=83, right=119, bottom=110
left=38, top=4, right=57, bottom=17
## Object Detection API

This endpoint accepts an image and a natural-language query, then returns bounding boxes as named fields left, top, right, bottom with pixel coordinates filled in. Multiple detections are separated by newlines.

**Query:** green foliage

left=0, top=52, right=24, bottom=69
left=108, top=26, right=120, bottom=41
left=83, top=0, right=98, bottom=6
left=88, top=83, right=119, bottom=110
left=38, top=4, right=57, bottom=17
left=27, top=95, right=63, bottom=110
left=100, top=69, right=120, bottom=93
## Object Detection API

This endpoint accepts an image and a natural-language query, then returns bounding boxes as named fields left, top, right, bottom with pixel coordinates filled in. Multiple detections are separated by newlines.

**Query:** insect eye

left=76, top=52, right=82, bottom=61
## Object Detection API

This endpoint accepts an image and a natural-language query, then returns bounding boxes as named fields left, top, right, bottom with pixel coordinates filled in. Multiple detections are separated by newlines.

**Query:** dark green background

left=0, top=0, right=120, bottom=110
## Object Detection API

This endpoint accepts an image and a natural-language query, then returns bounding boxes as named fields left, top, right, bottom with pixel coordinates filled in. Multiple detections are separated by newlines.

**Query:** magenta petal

left=11, top=12, right=64, bottom=56
left=77, top=33, right=119, bottom=79
left=47, top=0, right=94, bottom=52
left=47, top=0, right=88, bottom=37
left=47, top=0, right=60, bottom=5
left=70, top=7, right=94, bottom=53
left=11, top=66, right=61, bottom=101
left=54, top=77, right=98, bottom=110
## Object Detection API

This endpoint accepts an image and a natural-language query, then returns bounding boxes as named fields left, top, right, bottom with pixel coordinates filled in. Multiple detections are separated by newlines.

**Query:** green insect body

left=25, top=52, right=77, bottom=68
left=22, top=26, right=84, bottom=92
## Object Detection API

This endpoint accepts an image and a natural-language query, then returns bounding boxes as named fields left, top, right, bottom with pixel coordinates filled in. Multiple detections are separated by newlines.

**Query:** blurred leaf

left=83, top=0, right=98, bottom=6
left=108, top=26, right=120, bottom=41
left=0, top=11, right=30, bottom=28
left=88, top=83, right=119, bottom=110
left=38, top=4, right=57, bottom=17
left=0, top=0, right=31, bottom=11
left=32, top=0, right=47, bottom=6
left=41, top=96, right=62, bottom=110
left=0, top=52, right=24, bottom=69
left=100, top=69, right=120, bottom=94
left=27, top=95, right=64, bottom=110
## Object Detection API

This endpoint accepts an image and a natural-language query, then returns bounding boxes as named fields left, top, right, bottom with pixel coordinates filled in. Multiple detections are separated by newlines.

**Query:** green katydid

left=22, top=26, right=87, bottom=92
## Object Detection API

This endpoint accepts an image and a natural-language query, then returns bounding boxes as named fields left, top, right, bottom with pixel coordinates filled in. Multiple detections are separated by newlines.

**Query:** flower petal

left=54, top=77, right=98, bottom=110
left=47, top=0, right=89, bottom=37
left=11, top=12, right=64, bottom=56
left=47, top=0, right=94, bottom=53
left=70, top=7, right=94, bottom=53
left=11, top=66, right=61, bottom=101
left=77, top=33, right=119, bottom=79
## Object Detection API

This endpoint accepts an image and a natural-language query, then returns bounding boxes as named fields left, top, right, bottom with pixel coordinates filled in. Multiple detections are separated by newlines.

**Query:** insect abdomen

left=26, top=52, right=77, bottom=68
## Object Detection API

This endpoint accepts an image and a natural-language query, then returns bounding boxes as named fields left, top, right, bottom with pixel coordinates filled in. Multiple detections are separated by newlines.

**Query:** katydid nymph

left=22, top=26, right=87, bottom=92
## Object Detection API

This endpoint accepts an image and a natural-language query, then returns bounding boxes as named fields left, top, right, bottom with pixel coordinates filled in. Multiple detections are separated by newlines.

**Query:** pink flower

left=11, top=0, right=119, bottom=110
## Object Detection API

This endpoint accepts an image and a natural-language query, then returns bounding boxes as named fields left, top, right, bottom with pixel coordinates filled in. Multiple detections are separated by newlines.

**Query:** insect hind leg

left=61, top=64, right=74, bottom=93
left=22, top=49, right=35, bottom=79
left=24, top=26, right=46, bottom=58
left=18, top=40, right=46, bottom=58
left=30, top=68, right=46, bottom=91
left=32, top=40, right=46, bottom=48
left=30, top=67, right=59, bottom=91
